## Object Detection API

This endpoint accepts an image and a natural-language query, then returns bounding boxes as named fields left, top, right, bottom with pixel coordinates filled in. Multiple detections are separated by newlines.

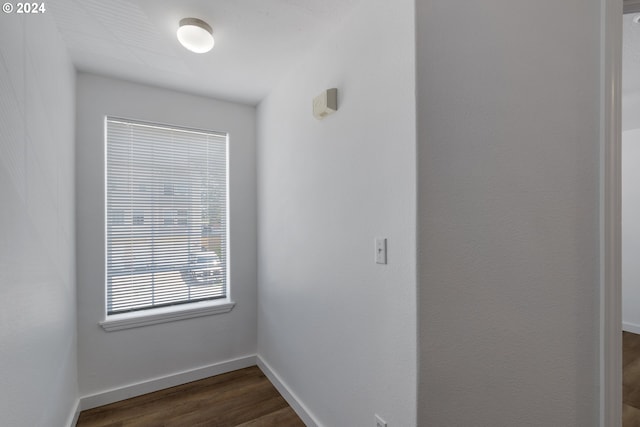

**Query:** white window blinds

left=106, top=117, right=228, bottom=315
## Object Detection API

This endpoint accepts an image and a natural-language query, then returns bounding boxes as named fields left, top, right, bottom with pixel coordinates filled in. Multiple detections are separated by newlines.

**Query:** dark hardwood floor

left=624, top=331, right=640, bottom=426
left=77, top=340, right=640, bottom=427
left=76, top=366, right=305, bottom=427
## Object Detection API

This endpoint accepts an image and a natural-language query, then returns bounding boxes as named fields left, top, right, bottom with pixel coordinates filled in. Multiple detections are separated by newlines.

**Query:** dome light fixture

left=177, top=18, right=214, bottom=53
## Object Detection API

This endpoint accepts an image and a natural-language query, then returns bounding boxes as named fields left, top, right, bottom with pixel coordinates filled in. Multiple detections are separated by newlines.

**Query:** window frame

left=101, top=116, right=234, bottom=331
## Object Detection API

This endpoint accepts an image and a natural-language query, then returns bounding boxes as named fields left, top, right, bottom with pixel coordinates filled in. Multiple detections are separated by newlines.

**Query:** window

left=105, top=117, right=229, bottom=324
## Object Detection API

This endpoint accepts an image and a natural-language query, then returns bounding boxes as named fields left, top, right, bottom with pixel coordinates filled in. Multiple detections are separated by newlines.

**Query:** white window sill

left=99, top=300, right=235, bottom=332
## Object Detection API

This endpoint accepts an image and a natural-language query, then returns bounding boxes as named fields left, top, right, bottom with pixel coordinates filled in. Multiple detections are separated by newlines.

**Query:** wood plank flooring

left=76, top=366, right=305, bottom=427
left=624, top=331, right=640, bottom=426
left=77, top=335, right=640, bottom=427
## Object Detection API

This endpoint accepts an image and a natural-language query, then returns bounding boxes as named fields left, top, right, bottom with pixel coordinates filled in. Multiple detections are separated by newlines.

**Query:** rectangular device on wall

left=313, top=88, right=338, bottom=119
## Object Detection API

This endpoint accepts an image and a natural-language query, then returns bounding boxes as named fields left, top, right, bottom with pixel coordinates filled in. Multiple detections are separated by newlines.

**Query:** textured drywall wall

left=0, top=12, right=78, bottom=427
left=623, top=92, right=640, bottom=131
left=623, top=128, right=640, bottom=332
left=256, top=0, right=417, bottom=425
left=75, top=73, right=257, bottom=397
left=416, top=1, right=601, bottom=425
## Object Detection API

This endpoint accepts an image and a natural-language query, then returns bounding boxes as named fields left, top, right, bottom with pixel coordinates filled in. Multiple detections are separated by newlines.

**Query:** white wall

left=256, top=0, right=417, bottom=425
left=623, top=92, right=640, bottom=131
left=622, top=66, right=640, bottom=333
left=0, top=12, right=78, bottom=427
left=623, top=128, right=640, bottom=332
left=416, top=1, right=601, bottom=426
left=76, top=73, right=257, bottom=397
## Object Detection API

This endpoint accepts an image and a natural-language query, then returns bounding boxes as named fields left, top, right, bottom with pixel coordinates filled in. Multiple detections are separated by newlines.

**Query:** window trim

left=103, top=116, right=232, bottom=328
left=100, top=299, right=235, bottom=332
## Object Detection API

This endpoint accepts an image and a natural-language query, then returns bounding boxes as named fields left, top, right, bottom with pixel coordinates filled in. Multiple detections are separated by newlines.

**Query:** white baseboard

left=257, top=356, right=320, bottom=427
left=623, top=321, right=640, bottom=334
left=66, top=399, right=81, bottom=427
left=79, top=354, right=257, bottom=411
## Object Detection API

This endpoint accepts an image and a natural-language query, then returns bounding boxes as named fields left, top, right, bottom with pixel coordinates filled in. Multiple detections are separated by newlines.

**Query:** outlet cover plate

left=375, top=237, right=387, bottom=264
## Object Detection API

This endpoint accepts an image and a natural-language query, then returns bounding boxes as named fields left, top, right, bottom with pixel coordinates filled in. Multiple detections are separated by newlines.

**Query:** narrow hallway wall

left=0, top=12, right=78, bottom=427
left=417, top=1, right=601, bottom=425
left=257, top=0, right=417, bottom=424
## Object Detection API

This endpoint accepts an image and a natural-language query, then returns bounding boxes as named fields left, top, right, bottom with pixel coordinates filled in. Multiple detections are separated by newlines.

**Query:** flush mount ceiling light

left=177, top=18, right=214, bottom=53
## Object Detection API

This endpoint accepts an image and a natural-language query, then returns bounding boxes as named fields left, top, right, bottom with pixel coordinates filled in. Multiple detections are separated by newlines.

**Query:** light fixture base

left=177, top=18, right=214, bottom=53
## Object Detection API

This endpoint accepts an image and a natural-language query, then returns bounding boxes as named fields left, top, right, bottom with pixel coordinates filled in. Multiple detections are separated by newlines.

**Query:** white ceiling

left=50, top=0, right=361, bottom=105
left=48, top=4, right=640, bottom=106
left=624, top=13, right=640, bottom=94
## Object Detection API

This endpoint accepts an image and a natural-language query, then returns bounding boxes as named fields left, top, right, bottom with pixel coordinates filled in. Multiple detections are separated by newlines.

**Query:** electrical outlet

left=375, top=414, right=387, bottom=427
